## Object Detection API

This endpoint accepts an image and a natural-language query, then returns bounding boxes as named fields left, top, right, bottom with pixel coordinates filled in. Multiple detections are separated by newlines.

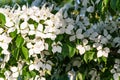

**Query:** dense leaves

left=0, top=0, right=120, bottom=80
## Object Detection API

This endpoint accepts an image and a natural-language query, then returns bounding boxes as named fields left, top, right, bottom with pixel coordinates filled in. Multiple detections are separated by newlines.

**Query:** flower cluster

left=0, top=1, right=120, bottom=79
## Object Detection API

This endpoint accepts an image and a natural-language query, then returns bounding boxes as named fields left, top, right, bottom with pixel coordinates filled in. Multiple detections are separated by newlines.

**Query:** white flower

left=97, top=47, right=110, bottom=57
left=76, top=45, right=85, bottom=55
left=27, top=40, right=45, bottom=56
left=52, top=42, right=62, bottom=53
left=76, top=29, right=84, bottom=39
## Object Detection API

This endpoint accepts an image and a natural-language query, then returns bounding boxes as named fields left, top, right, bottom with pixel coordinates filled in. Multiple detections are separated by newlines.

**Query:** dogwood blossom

left=52, top=42, right=62, bottom=53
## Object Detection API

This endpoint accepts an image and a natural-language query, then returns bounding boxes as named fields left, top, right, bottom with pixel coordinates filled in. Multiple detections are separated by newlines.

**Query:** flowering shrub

left=0, top=0, right=120, bottom=80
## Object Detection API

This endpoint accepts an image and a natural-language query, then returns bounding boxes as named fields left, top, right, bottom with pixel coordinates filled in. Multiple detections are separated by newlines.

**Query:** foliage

left=0, top=0, right=120, bottom=80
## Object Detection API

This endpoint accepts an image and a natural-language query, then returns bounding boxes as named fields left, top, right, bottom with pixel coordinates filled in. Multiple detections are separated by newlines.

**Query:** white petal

left=87, top=6, right=94, bottom=12
left=65, top=29, right=72, bottom=34
left=113, top=37, right=120, bottom=43
left=64, top=10, right=68, bottom=18
left=4, top=54, right=10, bottom=62
left=83, top=39, right=88, bottom=45
left=2, top=50, right=10, bottom=54
left=0, top=28, right=4, bottom=34
left=56, top=46, right=62, bottom=53
left=97, top=50, right=103, bottom=57
left=96, top=44, right=103, bottom=50
left=69, top=35, right=76, bottom=41
left=113, top=73, right=119, bottom=80
left=79, top=47, right=85, bottom=55
left=100, top=37, right=108, bottom=44
left=29, top=49, right=34, bottom=56
left=67, top=24, right=74, bottom=30
left=104, top=47, right=110, bottom=53
left=29, top=24, right=35, bottom=30
left=103, top=29, right=108, bottom=36
left=1, top=43, right=8, bottom=50
left=12, top=72, right=19, bottom=77
left=102, top=51, right=108, bottom=57
left=76, top=29, right=82, bottom=34
left=26, top=42, right=33, bottom=49
left=106, top=34, right=111, bottom=40
left=4, top=71, right=11, bottom=78
left=90, top=32, right=98, bottom=39
left=45, top=64, right=52, bottom=71
left=84, top=45, right=91, bottom=51
left=76, top=34, right=84, bottom=39
left=52, top=46, right=57, bottom=53
left=29, top=64, right=35, bottom=71
left=76, top=45, right=82, bottom=50
left=20, top=21, right=28, bottom=29
left=37, top=24, right=43, bottom=32
left=10, top=66, right=18, bottom=72
left=28, top=30, right=35, bottom=35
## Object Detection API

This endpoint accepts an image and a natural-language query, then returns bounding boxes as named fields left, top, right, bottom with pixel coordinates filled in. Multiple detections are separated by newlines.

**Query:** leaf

left=30, top=71, right=36, bottom=77
left=55, top=34, right=63, bottom=42
left=61, top=44, right=69, bottom=58
left=22, top=46, right=29, bottom=60
left=110, top=0, right=117, bottom=11
left=12, top=48, right=19, bottom=60
left=84, top=51, right=95, bottom=63
left=76, top=72, right=83, bottom=80
left=15, top=34, right=24, bottom=48
left=67, top=44, right=76, bottom=58
left=0, top=13, right=6, bottom=27
left=9, top=29, right=17, bottom=39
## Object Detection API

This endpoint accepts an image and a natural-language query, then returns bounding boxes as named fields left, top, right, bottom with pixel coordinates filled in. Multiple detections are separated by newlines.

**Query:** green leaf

left=67, top=44, right=76, bottom=58
left=84, top=51, right=95, bottom=63
left=30, top=71, right=36, bottom=77
left=12, top=48, right=19, bottom=60
left=110, top=0, right=117, bottom=11
left=22, top=46, right=29, bottom=60
left=76, top=72, right=83, bottom=80
left=15, top=34, right=24, bottom=48
left=0, top=13, right=6, bottom=27
left=55, top=34, right=63, bottom=42
left=61, top=44, right=69, bottom=58
left=9, top=29, right=17, bottom=39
